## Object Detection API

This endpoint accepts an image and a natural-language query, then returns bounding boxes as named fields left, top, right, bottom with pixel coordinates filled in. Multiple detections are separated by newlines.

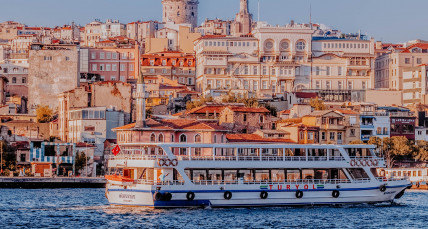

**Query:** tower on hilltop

left=162, top=0, right=199, bottom=28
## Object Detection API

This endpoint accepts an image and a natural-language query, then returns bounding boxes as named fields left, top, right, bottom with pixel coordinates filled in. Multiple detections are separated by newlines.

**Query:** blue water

left=0, top=189, right=426, bottom=229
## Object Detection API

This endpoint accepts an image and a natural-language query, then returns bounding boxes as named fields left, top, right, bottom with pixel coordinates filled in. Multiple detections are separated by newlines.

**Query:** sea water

left=0, top=189, right=426, bottom=228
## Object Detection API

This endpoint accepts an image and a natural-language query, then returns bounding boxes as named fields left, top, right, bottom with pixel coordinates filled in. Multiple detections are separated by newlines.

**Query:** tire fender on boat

left=380, top=185, right=387, bottom=192
left=260, top=191, right=268, bottom=199
left=164, top=192, right=172, bottom=201
left=186, top=192, right=195, bottom=201
left=332, top=190, right=340, bottom=198
left=224, top=191, right=232, bottom=200
left=154, top=192, right=163, bottom=201
left=295, top=190, right=303, bottom=199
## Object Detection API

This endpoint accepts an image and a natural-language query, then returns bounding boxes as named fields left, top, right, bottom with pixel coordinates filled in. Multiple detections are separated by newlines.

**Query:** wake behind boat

left=105, top=143, right=411, bottom=208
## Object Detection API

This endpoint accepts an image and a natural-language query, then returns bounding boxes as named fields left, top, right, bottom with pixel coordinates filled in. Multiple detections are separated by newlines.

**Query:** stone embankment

left=0, top=177, right=106, bottom=188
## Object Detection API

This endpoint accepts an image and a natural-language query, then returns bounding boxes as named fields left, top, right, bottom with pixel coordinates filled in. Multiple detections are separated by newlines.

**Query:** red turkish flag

left=112, top=145, right=121, bottom=156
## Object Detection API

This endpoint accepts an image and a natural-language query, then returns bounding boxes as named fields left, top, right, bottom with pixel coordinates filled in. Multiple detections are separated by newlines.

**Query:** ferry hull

left=106, top=181, right=410, bottom=208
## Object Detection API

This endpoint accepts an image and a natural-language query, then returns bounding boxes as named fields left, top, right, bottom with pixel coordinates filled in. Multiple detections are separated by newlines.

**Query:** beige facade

left=28, top=44, right=79, bottom=112
left=219, top=106, right=272, bottom=133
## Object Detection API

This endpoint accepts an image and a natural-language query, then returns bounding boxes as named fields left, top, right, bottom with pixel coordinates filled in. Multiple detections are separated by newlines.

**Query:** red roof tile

left=228, top=106, right=269, bottom=113
left=226, top=134, right=295, bottom=143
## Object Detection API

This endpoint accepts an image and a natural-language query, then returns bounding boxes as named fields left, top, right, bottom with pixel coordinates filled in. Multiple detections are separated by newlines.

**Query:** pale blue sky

left=1, top=0, right=427, bottom=43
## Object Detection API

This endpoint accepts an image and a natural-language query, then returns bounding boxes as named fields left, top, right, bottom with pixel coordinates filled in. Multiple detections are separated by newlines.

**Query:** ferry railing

left=376, top=177, right=408, bottom=182
left=108, top=155, right=168, bottom=160
left=177, top=156, right=346, bottom=162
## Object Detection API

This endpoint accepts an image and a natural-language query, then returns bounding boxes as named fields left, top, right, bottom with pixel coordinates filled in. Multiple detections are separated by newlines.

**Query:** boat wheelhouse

left=105, top=143, right=411, bottom=208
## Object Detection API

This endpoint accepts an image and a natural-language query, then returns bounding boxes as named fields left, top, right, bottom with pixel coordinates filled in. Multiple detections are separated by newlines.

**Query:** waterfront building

left=196, top=19, right=231, bottom=36
left=80, top=37, right=140, bottom=82
left=29, top=142, right=76, bottom=176
left=141, top=51, right=195, bottom=88
left=84, top=20, right=102, bottom=47
left=58, top=81, right=132, bottom=142
left=402, top=65, right=428, bottom=105
left=219, top=106, right=274, bottom=133
left=377, top=106, right=415, bottom=140
left=375, top=41, right=428, bottom=90
left=162, top=0, right=199, bottom=28
left=28, top=44, right=79, bottom=113
left=302, top=110, right=346, bottom=144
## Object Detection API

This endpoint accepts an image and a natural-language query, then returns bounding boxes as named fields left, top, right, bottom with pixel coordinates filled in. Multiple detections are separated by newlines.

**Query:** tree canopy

left=36, top=105, right=54, bottom=123
left=309, top=97, right=326, bottom=111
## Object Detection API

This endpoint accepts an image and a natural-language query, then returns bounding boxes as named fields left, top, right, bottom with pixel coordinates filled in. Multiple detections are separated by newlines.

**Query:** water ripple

left=0, top=189, right=426, bottom=228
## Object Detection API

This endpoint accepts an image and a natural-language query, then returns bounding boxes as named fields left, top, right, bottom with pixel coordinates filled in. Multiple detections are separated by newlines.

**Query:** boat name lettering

left=119, top=193, right=136, bottom=199
left=261, top=184, right=317, bottom=190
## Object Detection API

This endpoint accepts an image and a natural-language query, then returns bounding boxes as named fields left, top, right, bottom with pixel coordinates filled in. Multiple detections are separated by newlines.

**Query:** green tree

left=75, top=152, right=89, bottom=175
left=36, top=105, right=54, bottom=123
left=381, top=137, right=394, bottom=168
left=263, top=103, right=277, bottom=116
left=310, top=97, right=326, bottom=111
left=0, top=141, right=16, bottom=175
left=414, top=140, right=428, bottom=162
left=368, top=136, right=382, bottom=149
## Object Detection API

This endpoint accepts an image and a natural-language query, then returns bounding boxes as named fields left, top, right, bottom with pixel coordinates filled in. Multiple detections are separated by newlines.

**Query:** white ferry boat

left=105, top=143, right=411, bottom=208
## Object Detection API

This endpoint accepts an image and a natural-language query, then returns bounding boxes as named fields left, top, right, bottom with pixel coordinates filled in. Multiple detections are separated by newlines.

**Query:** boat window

left=302, top=169, right=314, bottom=180
left=255, top=170, right=270, bottom=181
left=272, top=169, right=285, bottom=182
left=192, top=170, right=207, bottom=182
left=287, top=169, right=300, bottom=182
left=314, top=169, right=329, bottom=181
left=238, top=170, right=253, bottom=181
left=347, top=168, right=369, bottom=179
left=224, top=170, right=237, bottom=182
left=208, top=170, right=222, bottom=181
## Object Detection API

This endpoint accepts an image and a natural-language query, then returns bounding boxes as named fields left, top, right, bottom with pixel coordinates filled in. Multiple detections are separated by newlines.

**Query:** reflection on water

left=0, top=189, right=427, bottom=228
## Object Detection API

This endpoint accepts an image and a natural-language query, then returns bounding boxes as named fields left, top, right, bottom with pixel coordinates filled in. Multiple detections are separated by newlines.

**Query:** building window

left=120, top=64, right=125, bottom=71
left=22, top=77, right=26, bottom=84
left=12, top=77, right=16, bottom=84
left=180, top=134, right=187, bottom=143
left=150, top=133, right=156, bottom=142
left=326, top=67, right=330, bottom=76
left=106, top=64, right=111, bottom=71
left=350, top=129, right=355, bottom=137
left=243, top=114, right=247, bottom=122
left=330, top=132, right=335, bottom=141
left=296, top=41, right=306, bottom=51
left=417, top=58, right=422, bottom=64
left=65, top=56, right=70, bottom=61
left=91, top=53, right=96, bottom=59
left=405, top=58, right=410, bottom=64
left=112, top=64, right=117, bottom=71
left=158, top=133, right=164, bottom=142
left=194, top=134, right=201, bottom=143
left=337, top=132, right=342, bottom=140
left=338, top=67, right=342, bottom=76
left=321, top=132, right=326, bottom=140
left=100, top=52, right=104, bottom=59
left=100, top=64, right=104, bottom=71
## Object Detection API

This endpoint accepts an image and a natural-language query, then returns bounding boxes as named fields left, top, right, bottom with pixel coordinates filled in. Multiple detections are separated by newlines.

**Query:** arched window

left=180, top=134, right=187, bottom=142
left=22, top=77, right=26, bottom=84
left=158, top=133, right=164, bottom=142
left=194, top=134, right=201, bottom=143
left=177, top=11, right=180, bottom=16
left=12, top=77, right=16, bottom=84
left=296, top=41, right=306, bottom=51
left=150, top=133, right=156, bottom=142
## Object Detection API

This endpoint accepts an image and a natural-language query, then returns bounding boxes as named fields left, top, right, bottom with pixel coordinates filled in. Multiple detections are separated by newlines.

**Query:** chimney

left=135, top=70, right=147, bottom=128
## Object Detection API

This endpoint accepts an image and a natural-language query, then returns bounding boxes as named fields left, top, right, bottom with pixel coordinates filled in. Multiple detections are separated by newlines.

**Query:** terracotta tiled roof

left=226, top=134, right=295, bottom=143
left=113, top=118, right=226, bottom=131
left=228, top=106, right=269, bottom=113
left=279, top=110, right=290, bottom=114
left=187, top=105, right=225, bottom=114
left=401, top=43, right=428, bottom=53
left=335, top=109, right=359, bottom=115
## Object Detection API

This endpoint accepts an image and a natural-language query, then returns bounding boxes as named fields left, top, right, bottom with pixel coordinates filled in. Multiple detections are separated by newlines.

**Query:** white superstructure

left=105, top=143, right=410, bottom=208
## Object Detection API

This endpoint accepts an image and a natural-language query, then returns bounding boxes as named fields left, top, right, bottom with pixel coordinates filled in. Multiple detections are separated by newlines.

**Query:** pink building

left=81, top=38, right=140, bottom=82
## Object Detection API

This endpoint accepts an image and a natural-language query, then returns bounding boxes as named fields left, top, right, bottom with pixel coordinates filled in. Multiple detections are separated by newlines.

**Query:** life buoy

left=350, top=159, right=356, bottom=166
left=366, top=160, right=372, bottom=167
left=373, top=159, right=379, bottom=166
left=186, top=192, right=195, bottom=201
left=260, top=191, right=268, bottom=199
left=224, top=191, right=232, bottom=200
left=171, top=159, right=178, bottom=167
left=153, top=192, right=163, bottom=201
left=355, top=160, right=362, bottom=167
left=332, top=190, right=340, bottom=198
left=296, top=190, right=303, bottom=199
left=360, top=160, right=367, bottom=167
left=380, top=185, right=387, bottom=192
left=164, top=192, right=172, bottom=201
left=157, top=159, right=164, bottom=167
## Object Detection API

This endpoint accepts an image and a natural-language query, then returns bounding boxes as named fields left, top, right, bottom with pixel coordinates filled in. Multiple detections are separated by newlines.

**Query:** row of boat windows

left=387, top=170, right=426, bottom=177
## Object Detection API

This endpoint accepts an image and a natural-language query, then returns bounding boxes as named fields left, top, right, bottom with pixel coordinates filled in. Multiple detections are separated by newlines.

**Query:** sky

left=1, top=0, right=427, bottom=43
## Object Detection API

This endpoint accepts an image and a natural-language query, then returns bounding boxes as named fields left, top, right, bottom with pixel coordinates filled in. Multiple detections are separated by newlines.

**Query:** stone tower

left=232, top=0, right=253, bottom=36
left=162, top=0, right=199, bottom=28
